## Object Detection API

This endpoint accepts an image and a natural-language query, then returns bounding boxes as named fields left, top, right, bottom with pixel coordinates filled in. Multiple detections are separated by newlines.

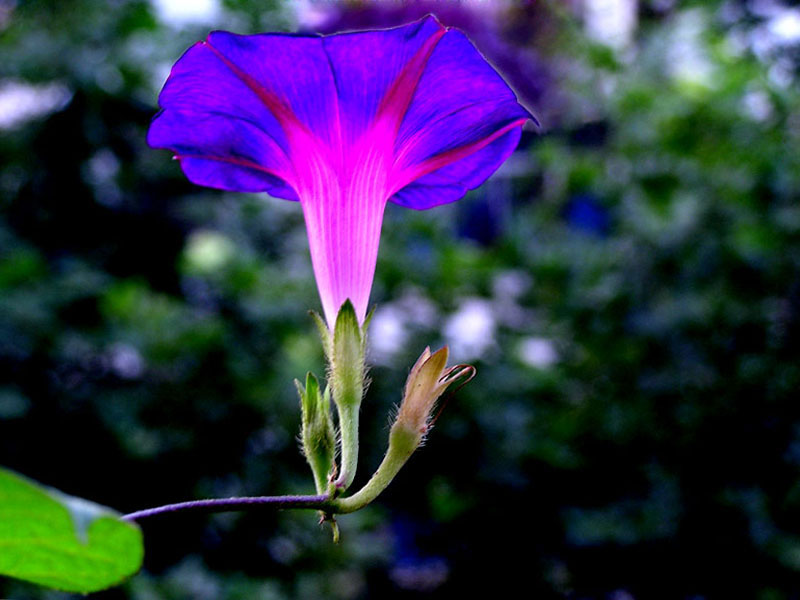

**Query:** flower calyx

left=296, top=372, right=336, bottom=495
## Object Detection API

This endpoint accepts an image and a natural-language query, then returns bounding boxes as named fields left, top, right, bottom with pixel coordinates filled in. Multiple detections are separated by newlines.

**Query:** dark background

left=2, top=0, right=800, bottom=598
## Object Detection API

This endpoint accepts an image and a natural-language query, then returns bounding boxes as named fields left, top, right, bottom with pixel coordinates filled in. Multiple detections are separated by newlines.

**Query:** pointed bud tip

left=396, top=345, right=467, bottom=439
left=333, top=299, right=361, bottom=341
left=335, top=299, right=357, bottom=321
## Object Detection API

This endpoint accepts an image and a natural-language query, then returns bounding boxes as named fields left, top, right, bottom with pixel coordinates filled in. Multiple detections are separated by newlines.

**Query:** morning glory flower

left=148, top=16, right=534, bottom=327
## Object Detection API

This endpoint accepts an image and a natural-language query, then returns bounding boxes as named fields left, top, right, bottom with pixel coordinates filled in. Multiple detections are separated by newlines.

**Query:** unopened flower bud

left=297, top=372, right=336, bottom=495
left=328, top=299, right=370, bottom=492
left=333, top=347, right=475, bottom=515
left=393, top=346, right=474, bottom=447
left=331, top=300, right=366, bottom=404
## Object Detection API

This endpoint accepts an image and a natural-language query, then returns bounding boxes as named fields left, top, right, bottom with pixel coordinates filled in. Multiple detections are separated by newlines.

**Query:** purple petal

left=391, top=127, right=522, bottom=209
left=148, top=31, right=340, bottom=194
left=148, top=109, right=296, bottom=198
left=202, top=31, right=341, bottom=150
left=321, top=16, right=446, bottom=145
left=389, top=29, right=532, bottom=207
left=150, top=40, right=288, bottom=155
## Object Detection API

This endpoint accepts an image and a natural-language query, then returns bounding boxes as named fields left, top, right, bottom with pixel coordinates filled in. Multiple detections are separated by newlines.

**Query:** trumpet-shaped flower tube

left=148, top=16, right=534, bottom=327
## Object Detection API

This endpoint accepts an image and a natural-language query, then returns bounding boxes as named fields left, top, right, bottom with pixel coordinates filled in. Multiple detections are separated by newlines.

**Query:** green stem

left=334, top=400, right=360, bottom=491
left=332, top=423, right=419, bottom=514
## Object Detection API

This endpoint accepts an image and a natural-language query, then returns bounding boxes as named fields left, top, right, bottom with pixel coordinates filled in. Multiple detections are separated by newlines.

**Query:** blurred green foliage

left=1, top=0, right=800, bottom=598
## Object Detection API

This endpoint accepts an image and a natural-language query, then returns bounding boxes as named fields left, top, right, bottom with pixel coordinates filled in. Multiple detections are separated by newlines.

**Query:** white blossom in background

left=85, top=148, right=123, bottom=207
left=184, top=230, right=236, bottom=274
left=666, top=9, right=716, bottom=87
left=746, top=3, right=800, bottom=64
left=368, top=305, right=408, bottom=366
left=87, top=148, right=120, bottom=183
left=767, top=8, right=800, bottom=44
left=768, top=59, right=795, bottom=88
left=109, top=343, right=145, bottom=380
left=742, top=88, right=773, bottom=121
left=0, top=80, right=71, bottom=130
left=492, top=269, right=531, bottom=300
left=517, top=337, right=559, bottom=370
left=443, top=298, right=496, bottom=362
left=491, top=269, right=533, bottom=329
left=368, top=288, right=439, bottom=365
left=289, top=0, right=331, bottom=28
left=394, top=287, right=439, bottom=329
left=584, top=0, right=638, bottom=50
left=150, top=0, right=219, bottom=26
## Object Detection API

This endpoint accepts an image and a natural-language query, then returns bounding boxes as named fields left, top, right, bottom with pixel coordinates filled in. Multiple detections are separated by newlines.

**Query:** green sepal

left=309, top=309, right=332, bottom=359
left=362, top=304, right=376, bottom=340
left=332, top=300, right=365, bottom=406
left=297, top=372, right=336, bottom=495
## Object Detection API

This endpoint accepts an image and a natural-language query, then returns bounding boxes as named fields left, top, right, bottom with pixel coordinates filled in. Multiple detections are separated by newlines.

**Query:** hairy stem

left=332, top=423, right=419, bottom=514
left=334, top=400, right=360, bottom=491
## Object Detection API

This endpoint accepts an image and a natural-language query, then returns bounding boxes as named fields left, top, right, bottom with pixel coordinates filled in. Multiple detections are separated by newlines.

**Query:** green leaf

left=0, top=467, right=143, bottom=593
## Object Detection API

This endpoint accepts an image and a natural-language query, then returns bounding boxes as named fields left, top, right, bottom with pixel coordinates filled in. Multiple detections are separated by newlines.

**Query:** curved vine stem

left=122, top=494, right=331, bottom=522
